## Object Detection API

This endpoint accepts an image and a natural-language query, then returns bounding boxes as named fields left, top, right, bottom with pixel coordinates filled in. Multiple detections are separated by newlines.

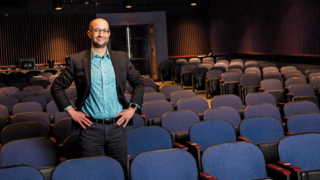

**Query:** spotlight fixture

left=124, top=0, right=132, bottom=8
left=54, top=0, right=62, bottom=10
left=189, top=0, right=197, bottom=6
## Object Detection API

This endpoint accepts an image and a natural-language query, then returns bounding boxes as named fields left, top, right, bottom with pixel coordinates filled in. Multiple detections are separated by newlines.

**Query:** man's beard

left=92, top=39, right=107, bottom=48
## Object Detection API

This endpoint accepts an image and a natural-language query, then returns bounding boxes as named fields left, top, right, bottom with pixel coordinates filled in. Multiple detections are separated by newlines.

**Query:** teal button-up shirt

left=81, top=49, right=123, bottom=119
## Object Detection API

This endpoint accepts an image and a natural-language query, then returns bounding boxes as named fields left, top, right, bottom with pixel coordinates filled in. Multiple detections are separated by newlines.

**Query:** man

left=51, top=18, right=144, bottom=174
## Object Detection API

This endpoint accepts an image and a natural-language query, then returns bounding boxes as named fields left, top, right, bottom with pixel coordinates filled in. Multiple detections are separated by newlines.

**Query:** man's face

left=88, top=19, right=110, bottom=48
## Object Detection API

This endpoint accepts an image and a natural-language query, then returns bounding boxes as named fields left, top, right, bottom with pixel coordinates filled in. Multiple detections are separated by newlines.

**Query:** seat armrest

left=284, top=87, right=289, bottom=90
left=49, top=137, right=56, bottom=143
left=173, top=143, right=188, bottom=151
left=278, top=102, right=285, bottom=106
left=200, top=172, right=218, bottom=180
left=258, top=88, right=265, bottom=92
left=286, top=132, right=294, bottom=135
left=59, top=156, right=67, bottom=163
left=283, top=117, right=288, bottom=121
left=187, top=141, right=201, bottom=149
left=267, top=164, right=291, bottom=175
left=238, top=84, right=243, bottom=87
left=140, top=115, right=147, bottom=119
left=219, top=79, right=224, bottom=82
left=127, top=154, right=130, bottom=158
left=237, top=136, right=253, bottom=143
left=278, top=161, right=302, bottom=172
left=286, top=93, right=293, bottom=96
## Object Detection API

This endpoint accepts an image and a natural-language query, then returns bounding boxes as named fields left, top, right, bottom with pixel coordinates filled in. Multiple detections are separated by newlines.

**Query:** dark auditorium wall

left=167, top=12, right=211, bottom=56
left=0, top=14, right=95, bottom=66
left=209, top=0, right=320, bottom=55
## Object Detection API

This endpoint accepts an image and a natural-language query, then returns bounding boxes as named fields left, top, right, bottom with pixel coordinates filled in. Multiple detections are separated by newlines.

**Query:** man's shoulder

left=70, top=50, right=89, bottom=60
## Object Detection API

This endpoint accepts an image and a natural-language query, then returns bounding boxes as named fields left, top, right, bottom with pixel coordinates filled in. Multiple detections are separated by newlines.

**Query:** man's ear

left=87, top=31, right=91, bottom=39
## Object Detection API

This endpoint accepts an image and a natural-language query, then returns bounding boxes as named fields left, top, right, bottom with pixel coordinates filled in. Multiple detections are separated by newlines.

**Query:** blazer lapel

left=109, top=49, right=119, bottom=89
left=83, top=50, right=91, bottom=88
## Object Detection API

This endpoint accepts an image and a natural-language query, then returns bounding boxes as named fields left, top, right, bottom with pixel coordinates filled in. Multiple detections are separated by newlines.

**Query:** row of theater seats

left=1, top=133, right=319, bottom=180
left=159, top=57, right=320, bottom=103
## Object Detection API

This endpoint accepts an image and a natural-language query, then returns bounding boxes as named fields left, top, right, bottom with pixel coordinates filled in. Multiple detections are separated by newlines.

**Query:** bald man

left=51, top=18, right=144, bottom=175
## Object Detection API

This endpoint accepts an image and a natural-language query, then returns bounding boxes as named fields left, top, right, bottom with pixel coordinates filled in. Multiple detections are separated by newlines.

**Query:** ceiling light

left=54, top=0, right=62, bottom=10
left=189, top=0, right=197, bottom=6
left=124, top=0, right=132, bottom=8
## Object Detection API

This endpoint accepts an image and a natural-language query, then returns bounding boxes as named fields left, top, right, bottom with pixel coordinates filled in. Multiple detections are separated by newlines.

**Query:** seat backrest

left=52, top=156, right=124, bottom=180
left=240, top=75, right=260, bottom=87
left=10, top=81, right=29, bottom=90
left=29, top=76, right=46, bottom=84
left=0, top=87, right=19, bottom=96
left=0, top=92, right=7, bottom=98
left=11, top=90, right=34, bottom=102
left=159, top=85, right=183, bottom=99
left=280, top=65, right=297, bottom=74
left=53, top=118, right=79, bottom=145
left=22, top=95, right=47, bottom=108
left=284, top=101, right=319, bottom=117
left=0, top=97, right=19, bottom=111
left=160, top=60, right=174, bottom=67
left=245, top=67, right=261, bottom=75
left=161, top=110, right=200, bottom=134
left=38, top=89, right=52, bottom=101
left=244, top=103, right=282, bottom=121
left=309, top=72, right=320, bottom=80
left=206, top=70, right=223, bottom=79
left=190, top=120, right=236, bottom=151
left=278, top=133, right=320, bottom=172
left=262, top=67, right=279, bottom=73
left=127, top=126, right=172, bottom=160
left=143, top=77, right=155, bottom=84
left=193, top=67, right=208, bottom=75
left=0, top=137, right=57, bottom=169
left=287, top=112, right=320, bottom=134
left=289, top=83, right=315, bottom=96
left=263, top=71, right=283, bottom=83
left=284, top=77, right=307, bottom=87
left=285, top=72, right=305, bottom=80
left=221, top=72, right=241, bottom=82
left=203, top=107, right=241, bottom=127
left=227, top=68, right=242, bottom=76
left=260, top=79, right=283, bottom=91
left=38, top=72, right=53, bottom=80
left=53, top=111, right=71, bottom=123
left=240, top=116, right=284, bottom=144
left=245, top=61, right=259, bottom=67
left=242, top=72, right=261, bottom=80
left=23, top=85, right=44, bottom=95
left=125, top=113, right=145, bottom=130
left=310, top=76, right=320, bottom=88
left=49, top=75, right=59, bottom=83
left=176, top=97, right=209, bottom=115
left=144, top=87, right=156, bottom=93
left=1, top=122, right=48, bottom=146
left=131, top=149, right=198, bottom=180
left=170, top=90, right=196, bottom=107
left=0, top=165, right=44, bottom=180
left=62, top=133, right=81, bottom=160
left=189, top=58, right=201, bottom=65
left=0, top=104, right=9, bottom=120
left=211, top=94, right=243, bottom=111
left=202, top=142, right=268, bottom=180
left=46, top=100, right=74, bottom=117
left=245, top=92, right=277, bottom=106
left=65, top=87, right=77, bottom=98
left=12, top=102, right=43, bottom=116
left=31, top=80, right=51, bottom=89
left=181, top=64, right=197, bottom=73
left=141, top=100, right=174, bottom=121
left=176, top=58, right=188, bottom=65
left=11, top=111, right=50, bottom=129
left=306, top=69, right=320, bottom=79
left=211, top=65, right=226, bottom=73
left=261, top=63, right=277, bottom=69
left=202, top=57, right=214, bottom=62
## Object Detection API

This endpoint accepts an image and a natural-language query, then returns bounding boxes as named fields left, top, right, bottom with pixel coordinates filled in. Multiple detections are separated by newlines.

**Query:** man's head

left=87, top=18, right=110, bottom=48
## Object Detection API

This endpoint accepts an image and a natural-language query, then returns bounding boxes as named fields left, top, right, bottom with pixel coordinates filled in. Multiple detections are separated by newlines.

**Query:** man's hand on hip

left=66, top=107, right=92, bottom=129
left=115, top=107, right=135, bottom=127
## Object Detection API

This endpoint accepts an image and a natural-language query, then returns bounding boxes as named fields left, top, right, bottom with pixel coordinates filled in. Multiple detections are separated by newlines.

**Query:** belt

left=88, top=116, right=121, bottom=124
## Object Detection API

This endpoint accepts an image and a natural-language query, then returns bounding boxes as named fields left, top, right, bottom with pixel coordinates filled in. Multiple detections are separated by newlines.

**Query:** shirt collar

left=91, top=48, right=110, bottom=60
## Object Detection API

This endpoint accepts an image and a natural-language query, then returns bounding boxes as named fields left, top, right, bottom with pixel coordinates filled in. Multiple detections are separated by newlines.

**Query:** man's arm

left=51, top=56, right=92, bottom=129
left=126, top=54, right=145, bottom=107
left=51, top=56, right=75, bottom=111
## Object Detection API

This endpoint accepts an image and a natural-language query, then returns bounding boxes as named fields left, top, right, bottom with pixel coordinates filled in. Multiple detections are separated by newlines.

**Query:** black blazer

left=51, top=49, right=144, bottom=130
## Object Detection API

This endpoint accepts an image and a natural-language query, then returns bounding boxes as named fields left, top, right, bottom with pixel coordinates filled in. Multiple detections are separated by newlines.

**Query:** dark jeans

left=79, top=121, right=128, bottom=177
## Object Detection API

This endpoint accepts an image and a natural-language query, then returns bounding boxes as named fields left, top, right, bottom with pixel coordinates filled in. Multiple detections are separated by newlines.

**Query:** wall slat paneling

left=166, top=12, right=211, bottom=56
left=0, top=14, right=95, bottom=66
left=209, top=0, right=320, bottom=55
